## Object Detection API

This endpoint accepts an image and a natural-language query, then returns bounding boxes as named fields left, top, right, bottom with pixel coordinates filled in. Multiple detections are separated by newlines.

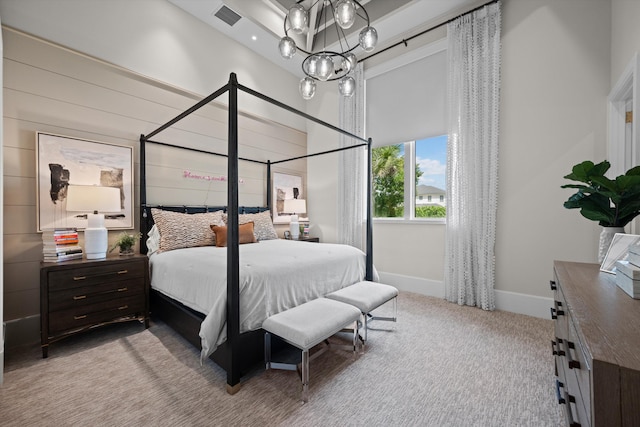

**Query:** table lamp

left=284, top=199, right=306, bottom=239
left=66, top=185, right=121, bottom=259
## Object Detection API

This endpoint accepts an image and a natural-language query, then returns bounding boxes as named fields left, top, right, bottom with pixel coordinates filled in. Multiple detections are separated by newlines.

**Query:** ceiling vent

left=214, top=5, right=242, bottom=27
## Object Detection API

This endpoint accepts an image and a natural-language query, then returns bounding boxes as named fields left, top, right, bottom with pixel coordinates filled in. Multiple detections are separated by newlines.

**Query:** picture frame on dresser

left=600, top=233, right=640, bottom=273
left=36, top=132, right=134, bottom=232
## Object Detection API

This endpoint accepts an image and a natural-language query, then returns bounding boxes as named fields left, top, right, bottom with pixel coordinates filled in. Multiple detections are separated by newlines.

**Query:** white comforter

left=149, top=239, right=374, bottom=361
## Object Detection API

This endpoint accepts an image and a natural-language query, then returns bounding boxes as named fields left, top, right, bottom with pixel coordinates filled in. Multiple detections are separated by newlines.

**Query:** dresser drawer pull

left=564, top=392, right=581, bottom=427
left=550, top=280, right=557, bottom=291
left=118, top=305, right=129, bottom=310
left=566, top=341, right=581, bottom=369
left=551, top=340, right=558, bottom=355
left=117, top=287, right=128, bottom=292
left=73, top=295, right=87, bottom=300
left=74, top=314, right=87, bottom=320
left=73, top=276, right=87, bottom=281
left=117, top=270, right=129, bottom=275
left=555, top=379, right=566, bottom=404
left=556, top=338, right=566, bottom=356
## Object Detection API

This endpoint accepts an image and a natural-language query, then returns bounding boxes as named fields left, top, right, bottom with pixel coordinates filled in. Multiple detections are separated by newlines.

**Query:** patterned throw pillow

left=224, top=210, right=278, bottom=241
left=151, top=208, right=224, bottom=253
left=210, top=222, right=257, bottom=247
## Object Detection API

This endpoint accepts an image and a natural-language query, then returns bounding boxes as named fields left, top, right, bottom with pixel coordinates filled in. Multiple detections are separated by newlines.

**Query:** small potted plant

left=110, top=232, right=141, bottom=256
left=561, top=160, right=640, bottom=261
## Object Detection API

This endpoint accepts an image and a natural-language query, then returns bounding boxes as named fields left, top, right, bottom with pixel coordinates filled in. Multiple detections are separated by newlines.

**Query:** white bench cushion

left=326, top=281, right=398, bottom=313
left=262, top=298, right=361, bottom=350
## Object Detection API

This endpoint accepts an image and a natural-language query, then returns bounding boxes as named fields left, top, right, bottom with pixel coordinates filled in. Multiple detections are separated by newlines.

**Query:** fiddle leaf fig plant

left=561, top=160, right=640, bottom=227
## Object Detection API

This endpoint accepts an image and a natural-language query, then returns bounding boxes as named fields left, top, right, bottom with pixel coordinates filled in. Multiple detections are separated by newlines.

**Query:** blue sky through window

left=416, top=135, right=447, bottom=190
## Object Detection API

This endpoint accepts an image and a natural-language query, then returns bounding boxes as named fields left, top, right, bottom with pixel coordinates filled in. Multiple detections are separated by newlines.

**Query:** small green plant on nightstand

left=109, top=232, right=141, bottom=255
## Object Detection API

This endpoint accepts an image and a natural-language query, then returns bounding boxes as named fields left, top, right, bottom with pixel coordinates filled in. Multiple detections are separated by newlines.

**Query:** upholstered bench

left=326, top=281, right=398, bottom=344
left=263, top=297, right=361, bottom=403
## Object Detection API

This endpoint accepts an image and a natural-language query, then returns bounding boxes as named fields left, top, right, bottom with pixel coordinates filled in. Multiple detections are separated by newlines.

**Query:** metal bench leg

left=265, top=332, right=272, bottom=370
left=301, top=349, right=309, bottom=403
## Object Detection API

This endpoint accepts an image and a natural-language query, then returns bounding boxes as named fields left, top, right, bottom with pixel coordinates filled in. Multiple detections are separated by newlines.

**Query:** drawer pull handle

left=566, top=341, right=581, bottom=370
left=118, top=305, right=129, bottom=310
left=73, top=276, right=87, bottom=281
left=551, top=340, right=558, bottom=355
left=117, top=287, right=128, bottom=292
left=73, top=295, right=87, bottom=300
left=74, top=315, right=87, bottom=320
left=556, top=338, right=566, bottom=356
left=555, top=380, right=566, bottom=404
left=117, top=270, right=129, bottom=275
left=550, top=280, right=557, bottom=291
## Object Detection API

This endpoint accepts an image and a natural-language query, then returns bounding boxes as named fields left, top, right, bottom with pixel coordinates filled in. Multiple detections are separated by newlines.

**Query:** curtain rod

left=360, top=0, right=499, bottom=63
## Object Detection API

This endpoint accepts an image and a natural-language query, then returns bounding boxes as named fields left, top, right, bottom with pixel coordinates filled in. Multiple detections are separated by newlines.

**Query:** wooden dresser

left=552, top=261, right=640, bottom=426
left=40, top=254, right=149, bottom=357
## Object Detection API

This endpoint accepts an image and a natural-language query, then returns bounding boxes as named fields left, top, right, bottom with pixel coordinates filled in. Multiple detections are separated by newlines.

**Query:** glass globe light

left=304, top=55, right=319, bottom=77
left=334, top=0, right=356, bottom=29
left=338, top=76, right=355, bottom=97
left=299, top=77, right=316, bottom=100
left=359, top=26, right=378, bottom=52
left=344, top=52, right=357, bottom=74
left=278, top=36, right=296, bottom=59
left=288, top=4, right=308, bottom=35
left=315, top=53, right=333, bottom=81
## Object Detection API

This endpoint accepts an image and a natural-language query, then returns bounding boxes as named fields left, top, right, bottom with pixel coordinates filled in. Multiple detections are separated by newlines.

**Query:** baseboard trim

left=4, top=315, right=40, bottom=350
left=376, top=272, right=553, bottom=319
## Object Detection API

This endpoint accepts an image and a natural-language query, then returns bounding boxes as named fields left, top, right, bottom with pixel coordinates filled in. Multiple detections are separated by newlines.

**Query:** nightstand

left=40, top=254, right=149, bottom=358
left=298, top=236, right=319, bottom=242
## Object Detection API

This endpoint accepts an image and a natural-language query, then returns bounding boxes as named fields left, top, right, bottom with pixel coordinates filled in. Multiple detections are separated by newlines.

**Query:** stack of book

left=42, top=228, right=83, bottom=262
left=614, top=243, right=640, bottom=299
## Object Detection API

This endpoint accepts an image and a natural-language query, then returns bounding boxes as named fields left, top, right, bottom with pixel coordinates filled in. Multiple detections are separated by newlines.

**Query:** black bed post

left=139, top=134, right=148, bottom=254
left=266, top=160, right=272, bottom=213
left=226, top=73, right=241, bottom=394
left=366, top=138, right=374, bottom=281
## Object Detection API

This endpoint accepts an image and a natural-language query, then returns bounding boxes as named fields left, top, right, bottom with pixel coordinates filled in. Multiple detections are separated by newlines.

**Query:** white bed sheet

left=149, top=239, right=375, bottom=361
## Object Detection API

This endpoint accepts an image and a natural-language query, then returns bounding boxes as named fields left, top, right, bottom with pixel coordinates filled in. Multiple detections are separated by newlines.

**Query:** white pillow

left=146, top=224, right=160, bottom=255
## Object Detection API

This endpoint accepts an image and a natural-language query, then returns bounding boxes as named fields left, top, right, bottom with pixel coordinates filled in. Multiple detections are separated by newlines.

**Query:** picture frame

left=600, top=233, right=640, bottom=274
left=272, top=172, right=308, bottom=224
left=36, top=132, right=134, bottom=232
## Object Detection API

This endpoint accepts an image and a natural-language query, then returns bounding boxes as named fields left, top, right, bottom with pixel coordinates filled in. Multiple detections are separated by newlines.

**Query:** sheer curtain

left=338, top=63, right=365, bottom=250
left=445, top=2, right=501, bottom=310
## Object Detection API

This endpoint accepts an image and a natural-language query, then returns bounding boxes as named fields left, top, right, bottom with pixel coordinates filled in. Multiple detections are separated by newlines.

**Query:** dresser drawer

left=47, top=260, right=145, bottom=291
left=49, top=295, right=145, bottom=334
left=48, top=279, right=144, bottom=312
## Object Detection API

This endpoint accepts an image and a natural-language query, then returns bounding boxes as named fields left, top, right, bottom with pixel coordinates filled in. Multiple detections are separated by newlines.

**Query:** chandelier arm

left=352, top=0, right=370, bottom=26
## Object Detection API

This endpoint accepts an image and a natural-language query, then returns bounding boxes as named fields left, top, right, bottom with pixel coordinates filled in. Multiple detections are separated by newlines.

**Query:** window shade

left=366, top=50, right=447, bottom=147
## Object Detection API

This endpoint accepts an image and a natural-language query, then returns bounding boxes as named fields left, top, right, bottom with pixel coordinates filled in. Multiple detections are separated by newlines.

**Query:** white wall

left=0, top=0, right=305, bottom=131
left=611, top=0, right=640, bottom=87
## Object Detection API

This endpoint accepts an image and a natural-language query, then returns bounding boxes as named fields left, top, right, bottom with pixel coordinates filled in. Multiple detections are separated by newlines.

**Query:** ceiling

left=167, top=0, right=480, bottom=79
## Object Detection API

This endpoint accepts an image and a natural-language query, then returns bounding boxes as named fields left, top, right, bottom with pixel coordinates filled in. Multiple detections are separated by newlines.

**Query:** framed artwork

left=272, top=172, right=307, bottom=224
left=600, top=233, right=640, bottom=273
left=36, top=132, right=134, bottom=231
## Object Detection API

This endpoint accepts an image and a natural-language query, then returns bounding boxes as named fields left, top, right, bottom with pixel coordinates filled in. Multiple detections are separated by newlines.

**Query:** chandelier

left=278, top=0, right=378, bottom=100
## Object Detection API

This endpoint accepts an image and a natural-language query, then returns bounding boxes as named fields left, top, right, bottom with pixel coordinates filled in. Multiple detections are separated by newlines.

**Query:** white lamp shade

left=283, top=198, right=306, bottom=215
left=66, top=185, right=121, bottom=214
left=65, top=185, right=121, bottom=259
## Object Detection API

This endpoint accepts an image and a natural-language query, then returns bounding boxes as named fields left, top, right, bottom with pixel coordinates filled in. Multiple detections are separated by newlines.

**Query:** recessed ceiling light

left=251, top=35, right=257, bottom=41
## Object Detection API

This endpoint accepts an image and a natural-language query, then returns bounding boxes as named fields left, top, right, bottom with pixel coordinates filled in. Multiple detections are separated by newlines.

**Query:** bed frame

left=139, top=73, right=373, bottom=394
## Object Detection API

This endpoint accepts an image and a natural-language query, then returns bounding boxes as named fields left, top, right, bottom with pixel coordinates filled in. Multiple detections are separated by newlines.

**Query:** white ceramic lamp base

left=289, top=214, right=300, bottom=240
left=85, top=213, right=108, bottom=260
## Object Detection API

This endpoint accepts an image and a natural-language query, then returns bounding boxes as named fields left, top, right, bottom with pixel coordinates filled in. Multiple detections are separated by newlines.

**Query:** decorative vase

left=598, top=226, right=625, bottom=263
left=119, top=247, right=134, bottom=256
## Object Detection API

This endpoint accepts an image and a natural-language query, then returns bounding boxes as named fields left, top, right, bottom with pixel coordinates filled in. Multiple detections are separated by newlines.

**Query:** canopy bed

left=139, top=73, right=374, bottom=393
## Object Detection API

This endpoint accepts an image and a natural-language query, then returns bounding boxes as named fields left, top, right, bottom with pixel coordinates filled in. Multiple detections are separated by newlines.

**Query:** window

left=373, top=135, right=447, bottom=220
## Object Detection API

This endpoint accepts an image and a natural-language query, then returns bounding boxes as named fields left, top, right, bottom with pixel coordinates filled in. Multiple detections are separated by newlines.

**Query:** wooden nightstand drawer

left=48, top=260, right=145, bottom=290
left=49, top=279, right=145, bottom=311
left=40, top=254, right=150, bottom=357
left=49, top=295, right=146, bottom=334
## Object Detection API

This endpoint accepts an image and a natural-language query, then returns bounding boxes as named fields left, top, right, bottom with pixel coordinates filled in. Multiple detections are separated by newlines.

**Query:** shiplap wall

left=2, top=27, right=306, bottom=344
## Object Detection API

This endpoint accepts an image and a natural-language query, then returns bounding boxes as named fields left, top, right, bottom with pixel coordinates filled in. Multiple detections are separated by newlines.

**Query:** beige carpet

left=1, top=292, right=563, bottom=426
